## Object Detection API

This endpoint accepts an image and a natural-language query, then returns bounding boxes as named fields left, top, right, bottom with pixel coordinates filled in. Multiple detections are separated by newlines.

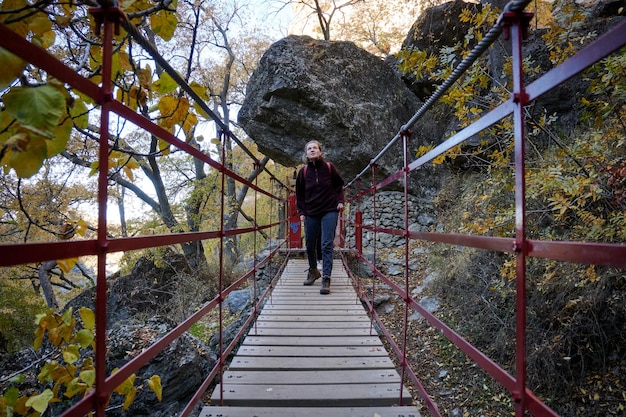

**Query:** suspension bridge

left=1, top=1, right=625, bottom=417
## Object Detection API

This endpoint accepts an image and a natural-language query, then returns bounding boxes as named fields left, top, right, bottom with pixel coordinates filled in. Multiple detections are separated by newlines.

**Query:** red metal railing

left=0, top=5, right=291, bottom=417
left=340, top=3, right=626, bottom=417
left=2, top=1, right=626, bottom=417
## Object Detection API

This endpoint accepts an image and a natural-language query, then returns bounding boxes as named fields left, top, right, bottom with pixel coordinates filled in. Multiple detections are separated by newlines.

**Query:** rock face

left=400, top=0, right=482, bottom=100
left=238, top=35, right=423, bottom=182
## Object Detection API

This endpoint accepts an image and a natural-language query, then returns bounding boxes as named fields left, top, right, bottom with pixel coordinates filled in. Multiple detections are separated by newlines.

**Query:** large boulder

left=238, top=35, right=424, bottom=183
left=399, top=0, right=482, bottom=100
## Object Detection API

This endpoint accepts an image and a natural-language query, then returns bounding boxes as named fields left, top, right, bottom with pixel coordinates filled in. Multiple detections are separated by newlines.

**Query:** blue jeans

left=304, top=211, right=338, bottom=277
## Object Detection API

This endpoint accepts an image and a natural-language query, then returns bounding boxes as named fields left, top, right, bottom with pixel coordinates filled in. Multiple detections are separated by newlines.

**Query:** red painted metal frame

left=342, top=10, right=626, bottom=417
left=0, top=6, right=288, bottom=417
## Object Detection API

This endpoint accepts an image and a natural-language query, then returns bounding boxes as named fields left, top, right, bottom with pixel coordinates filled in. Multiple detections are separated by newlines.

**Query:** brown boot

left=319, top=276, right=331, bottom=295
left=303, top=268, right=321, bottom=285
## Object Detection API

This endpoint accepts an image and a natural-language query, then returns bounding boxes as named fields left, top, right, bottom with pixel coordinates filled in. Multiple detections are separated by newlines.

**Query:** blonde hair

left=301, top=140, right=323, bottom=163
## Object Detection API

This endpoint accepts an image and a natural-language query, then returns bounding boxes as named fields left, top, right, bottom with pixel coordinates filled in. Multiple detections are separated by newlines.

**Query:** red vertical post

left=355, top=211, right=363, bottom=253
left=399, top=130, right=412, bottom=406
left=91, top=6, right=119, bottom=416
left=503, top=9, right=533, bottom=417
left=288, top=194, right=302, bottom=248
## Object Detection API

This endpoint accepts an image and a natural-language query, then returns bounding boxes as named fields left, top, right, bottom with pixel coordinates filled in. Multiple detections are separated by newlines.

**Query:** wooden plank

left=257, top=313, right=368, bottom=321
left=248, top=327, right=374, bottom=336
left=261, top=308, right=367, bottom=317
left=242, top=335, right=384, bottom=346
left=227, top=355, right=397, bottom=370
left=233, top=345, right=389, bottom=357
left=200, top=406, right=421, bottom=417
left=218, top=369, right=403, bottom=384
left=251, top=320, right=372, bottom=329
left=209, top=383, right=412, bottom=407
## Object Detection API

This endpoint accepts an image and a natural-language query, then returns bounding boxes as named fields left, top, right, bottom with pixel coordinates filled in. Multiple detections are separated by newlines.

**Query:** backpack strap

left=303, top=162, right=331, bottom=177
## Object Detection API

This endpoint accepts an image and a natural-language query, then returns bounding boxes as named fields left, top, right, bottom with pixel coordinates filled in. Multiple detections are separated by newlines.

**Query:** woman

left=295, top=140, right=345, bottom=294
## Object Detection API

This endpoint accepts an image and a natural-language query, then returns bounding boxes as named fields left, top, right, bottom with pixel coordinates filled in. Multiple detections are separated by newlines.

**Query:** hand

left=337, top=203, right=344, bottom=211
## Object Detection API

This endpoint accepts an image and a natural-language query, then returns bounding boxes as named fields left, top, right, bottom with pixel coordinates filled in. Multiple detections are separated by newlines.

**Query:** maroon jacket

left=296, top=158, right=345, bottom=217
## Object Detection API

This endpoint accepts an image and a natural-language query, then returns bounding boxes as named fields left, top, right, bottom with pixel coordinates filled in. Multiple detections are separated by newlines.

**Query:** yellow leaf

left=70, top=98, right=90, bottom=129
left=150, top=9, right=178, bottom=41
left=190, top=81, right=208, bottom=100
left=122, top=386, right=137, bottom=411
left=113, top=372, right=136, bottom=395
left=158, top=96, right=178, bottom=124
left=64, top=377, right=87, bottom=398
left=153, top=71, right=178, bottom=94
left=148, top=375, right=162, bottom=401
left=137, top=64, right=152, bottom=90
left=80, top=370, right=96, bottom=387
left=28, top=15, right=52, bottom=35
left=123, top=165, right=135, bottom=182
left=76, top=328, right=94, bottom=349
left=194, top=102, right=210, bottom=119
left=90, top=45, right=102, bottom=68
left=4, top=133, right=47, bottom=178
left=183, top=112, right=198, bottom=139
left=433, top=154, right=446, bottom=165
left=79, top=307, right=95, bottom=330
left=48, top=117, right=73, bottom=158
left=125, top=158, right=140, bottom=169
left=25, top=389, right=54, bottom=413
left=40, top=30, right=56, bottom=48
left=0, top=48, right=26, bottom=91
left=171, top=97, right=190, bottom=126
left=76, top=219, right=89, bottom=236
left=62, top=344, right=81, bottom=364
left=57, top=257, right=78, bottom=273
left=117, top=50, right=132, bottom=72
left=88, top=160, right=99, bottom=177
left=158, top=139, right=171, bottom=155
left=61, top=308, right=73, bottom=326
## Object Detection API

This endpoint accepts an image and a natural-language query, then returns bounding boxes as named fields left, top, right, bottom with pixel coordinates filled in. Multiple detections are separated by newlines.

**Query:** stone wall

left=345, top=191, right=437, bottom=250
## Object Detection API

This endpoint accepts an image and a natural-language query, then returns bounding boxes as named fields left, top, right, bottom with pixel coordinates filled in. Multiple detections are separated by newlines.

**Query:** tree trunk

left=38, top=261, right=59, bottom=309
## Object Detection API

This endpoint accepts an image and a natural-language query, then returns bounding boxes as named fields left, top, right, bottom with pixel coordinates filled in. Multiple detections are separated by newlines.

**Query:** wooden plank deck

left=201, top=259, right=420, bottom=417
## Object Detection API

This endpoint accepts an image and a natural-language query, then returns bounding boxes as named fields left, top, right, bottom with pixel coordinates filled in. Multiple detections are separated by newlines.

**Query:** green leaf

left=153, top=71, right=178, bottom=94
left=64, top=377, right=86, bottom=398
left=79, top=307, right=95, bottom=330
left=70, top=97, right=89, bottom=129
left=37, top=361, right=58, bottom=383
left=5, top=133, right=47, bottom=178
left=4, top=386, right=20, bottom=406
left=47, top=117, right=73, bottom=157
left=150, top=9, right=178, bottom=41
left=0, top=47, right=27, bottom=90
left=61, top=307, right=73, bottom=326
left=9, top=374, right=26, bottom=384
left=4, top=85, right=65, bottom=130
left=76, top=328, right=94, bottom=348
left=62, top=344, right=80, bottom=364
left=80, top=369, right=96, bottom=387
left=25, top=389, right=54, bottom=413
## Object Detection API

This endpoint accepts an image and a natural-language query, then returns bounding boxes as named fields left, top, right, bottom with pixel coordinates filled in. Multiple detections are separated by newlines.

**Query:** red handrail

left=0, top=5, right=289, bottom=417
left=341, top=10, right=626, bottom=417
